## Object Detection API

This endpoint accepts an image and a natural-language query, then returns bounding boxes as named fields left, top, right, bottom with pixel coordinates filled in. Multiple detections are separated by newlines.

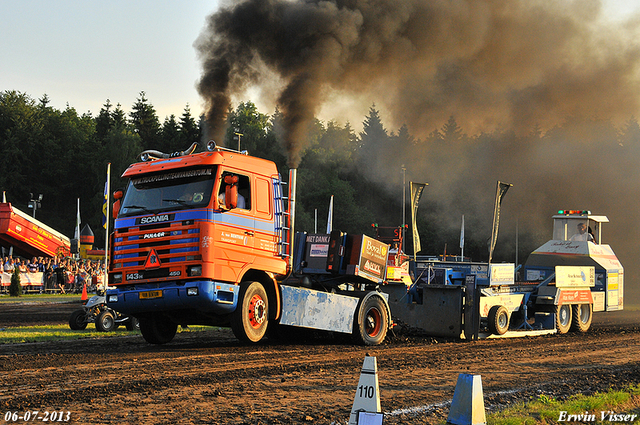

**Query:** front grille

left=113, top=220, right=200, bottom=269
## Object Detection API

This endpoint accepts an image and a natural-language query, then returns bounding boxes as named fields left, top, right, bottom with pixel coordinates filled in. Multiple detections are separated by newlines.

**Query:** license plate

left=139, top=290, right=163, bottom=299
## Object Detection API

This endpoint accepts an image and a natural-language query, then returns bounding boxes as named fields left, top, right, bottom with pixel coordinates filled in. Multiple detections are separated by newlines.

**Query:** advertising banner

left=555, top=266, right=595, bottom=288
left=1, top=271, right=44, bottom=286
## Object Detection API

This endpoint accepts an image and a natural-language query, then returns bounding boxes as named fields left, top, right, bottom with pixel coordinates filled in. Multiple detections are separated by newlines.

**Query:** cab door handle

left=245, top=231, right=254, bottom=236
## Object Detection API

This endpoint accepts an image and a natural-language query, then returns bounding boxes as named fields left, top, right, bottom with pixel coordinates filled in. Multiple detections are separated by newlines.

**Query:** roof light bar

left=557, top=210, right=591, bottom=215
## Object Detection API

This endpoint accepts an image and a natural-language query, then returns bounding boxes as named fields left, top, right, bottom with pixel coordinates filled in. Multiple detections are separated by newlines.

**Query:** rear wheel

left=487, top=305, right=510, bottom=335
left=95, top=310, right=115, bottom=332
left=139, top=315, right=178, bottom=344
left=353, top=296, right=388, bottom=346
left=555, top=304, right=572, bottom=334
left=231, top=281, right=269, bottom=343
left=570, top=304, right=593, bottom=332
left=68, top=309, right=87, bottom=330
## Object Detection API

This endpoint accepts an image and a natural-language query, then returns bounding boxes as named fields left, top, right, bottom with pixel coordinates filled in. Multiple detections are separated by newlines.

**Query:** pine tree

left=360, top=104, right=387, bottom=144
left=129, top=91, right=160, bottom=150
left=161, top=114, right=180, bottom=153
left=96, top=100, right=114, bottom=142
left=358, top=104, right=389, bottom=168
left=179, top=104, right=200, bottom=147
left=441, top=115, right=463, bottom=144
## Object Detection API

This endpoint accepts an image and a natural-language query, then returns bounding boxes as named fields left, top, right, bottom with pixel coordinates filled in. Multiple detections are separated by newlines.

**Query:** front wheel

left=139, top=315, right=178, bottom=344
left=570, top=304, right=593, bottom=332
left=68, top=309, right=87, bottom=330
left=353, top=296, right=389, bottom=346
left=555, top=304, right=572, bottom=334
left=231, top=281, right=269, bottom=343
left=95, top=310, right=115, bottom=332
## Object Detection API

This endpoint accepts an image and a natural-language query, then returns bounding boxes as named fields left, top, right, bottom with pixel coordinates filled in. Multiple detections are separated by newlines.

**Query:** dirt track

left=1, top=302, right=639, bottom=424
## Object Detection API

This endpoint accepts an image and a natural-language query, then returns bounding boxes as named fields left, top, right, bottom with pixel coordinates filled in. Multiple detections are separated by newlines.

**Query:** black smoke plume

left=196, top=0, right=640, bottom=166
left=196, top=0, right=640, bottom=300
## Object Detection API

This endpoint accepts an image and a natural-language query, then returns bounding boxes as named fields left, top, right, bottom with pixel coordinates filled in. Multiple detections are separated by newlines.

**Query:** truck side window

left=219, top=172, right=251, bottom=210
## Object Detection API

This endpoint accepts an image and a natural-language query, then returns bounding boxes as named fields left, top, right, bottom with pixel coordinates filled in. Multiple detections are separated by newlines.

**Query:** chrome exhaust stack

left=288, top=168, right=297, bottom=271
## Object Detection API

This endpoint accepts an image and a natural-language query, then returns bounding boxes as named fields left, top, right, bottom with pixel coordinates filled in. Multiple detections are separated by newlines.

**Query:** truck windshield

left=119, top=168, right=215, bottom=217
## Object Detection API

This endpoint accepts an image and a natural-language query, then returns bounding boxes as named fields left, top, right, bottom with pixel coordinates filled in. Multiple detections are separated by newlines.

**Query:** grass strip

left=0, top=293, right=82, bottom=303
left=486, top=386, right=640, bottom=425
left=0, top=324, right=209, bottom=344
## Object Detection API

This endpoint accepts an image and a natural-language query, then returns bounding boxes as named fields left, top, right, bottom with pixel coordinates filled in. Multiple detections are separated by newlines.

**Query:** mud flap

left=279, top=286, right=359, bottom=333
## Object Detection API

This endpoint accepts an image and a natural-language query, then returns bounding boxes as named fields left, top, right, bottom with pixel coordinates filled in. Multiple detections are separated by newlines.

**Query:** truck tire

left=139, top=315, right=178, bottom=344
left=487, top=305, right=510, bottom=335
left=555, top=304, right=572, bottom=334
left=69, top=309, right=87, bottom=330
left=231, top=281, right=269, bottom=343
left=95, top=310, right=115, bottom=332
left=570, top=304, right=593, bottom=333
left=353, top=295, right=388, bottom=346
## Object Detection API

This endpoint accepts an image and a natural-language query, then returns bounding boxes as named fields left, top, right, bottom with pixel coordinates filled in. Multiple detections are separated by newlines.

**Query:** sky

left=1, top=0, right=639, bottom=122
left=1, top=1, right=218, bottom=120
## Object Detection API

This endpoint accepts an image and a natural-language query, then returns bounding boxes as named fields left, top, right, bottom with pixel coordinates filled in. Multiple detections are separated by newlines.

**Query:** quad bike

left=68, top=294, right=139, bottom=332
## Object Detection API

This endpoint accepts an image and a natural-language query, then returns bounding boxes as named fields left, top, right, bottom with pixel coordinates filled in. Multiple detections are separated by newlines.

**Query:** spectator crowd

left=1, top=255, right=105, bottom=294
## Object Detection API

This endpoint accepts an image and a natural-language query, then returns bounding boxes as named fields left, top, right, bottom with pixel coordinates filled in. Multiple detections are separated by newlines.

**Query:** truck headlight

left=188, top=265, right=202, bottom=277
left=108, top=294, right=118, bottom=303
left=187, top=287, right=199, bottom=296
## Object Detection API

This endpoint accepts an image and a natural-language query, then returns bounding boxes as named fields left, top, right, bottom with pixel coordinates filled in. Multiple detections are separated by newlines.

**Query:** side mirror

left=112, top=190, right=123, bottom=219
left=222, top=175, right=239, bottom=210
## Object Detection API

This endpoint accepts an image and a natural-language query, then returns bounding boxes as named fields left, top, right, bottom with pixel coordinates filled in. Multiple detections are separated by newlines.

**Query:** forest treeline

left=2, top=90, right=639, bottom=263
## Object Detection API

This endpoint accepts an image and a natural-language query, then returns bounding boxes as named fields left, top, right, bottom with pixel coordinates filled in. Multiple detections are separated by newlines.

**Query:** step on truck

left=382, top=210, right=624, bottom=338
left=106, top=142, right=392, bottom=345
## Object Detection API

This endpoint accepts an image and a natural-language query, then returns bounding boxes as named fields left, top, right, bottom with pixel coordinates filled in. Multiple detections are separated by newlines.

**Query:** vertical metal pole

left=104, top=163, right=111, bottom=292
left=515, top=217, right=519, bottom=268
left=401, top=165, right=406, bottom=248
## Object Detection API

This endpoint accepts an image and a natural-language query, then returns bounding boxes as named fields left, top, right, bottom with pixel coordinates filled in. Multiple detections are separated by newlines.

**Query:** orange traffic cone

left=81, top=283, right=88, bottom=302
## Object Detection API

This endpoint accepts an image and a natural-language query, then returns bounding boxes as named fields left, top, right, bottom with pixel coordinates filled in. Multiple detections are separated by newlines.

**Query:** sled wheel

left=353, top=296, right=388, bottom=346
left=570, top=304, right=592, bottom=333
left=68, top=309, right=87, bottom=330
left=95, top=310, right=115, bottom=332
left=231, top=281, right=269, bottom=343
left=555, top=304, right=572, bottom=334
left=125, top=317, right=140, bottom=331
left=138, top=315, right=177, bottom=344
left=488, top=305, right=510, bottom=335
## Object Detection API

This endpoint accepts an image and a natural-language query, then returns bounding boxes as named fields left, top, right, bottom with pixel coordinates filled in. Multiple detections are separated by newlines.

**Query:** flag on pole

left=488, top=181, right=513, bottom=264
left=410, top=182, right=428, bottom=256
left=102, top=174, right=109, bottom=230
left=326, top=195, right=334, bottom=233
left=74, top=198, right=81, bottom=240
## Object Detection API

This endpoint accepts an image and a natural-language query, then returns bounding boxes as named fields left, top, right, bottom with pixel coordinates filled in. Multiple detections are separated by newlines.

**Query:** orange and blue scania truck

left=106, top=142, right=392, bottom=345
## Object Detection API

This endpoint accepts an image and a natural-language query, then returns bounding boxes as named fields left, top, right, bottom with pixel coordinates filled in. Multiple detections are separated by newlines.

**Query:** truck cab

left=107, top=142, right=290, bottom=343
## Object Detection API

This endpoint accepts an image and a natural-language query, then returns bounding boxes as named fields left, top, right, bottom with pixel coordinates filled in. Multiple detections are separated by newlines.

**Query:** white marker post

left=447, top=373, right=486, bottom=425
left=349, top=356, right=383, bottom=425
